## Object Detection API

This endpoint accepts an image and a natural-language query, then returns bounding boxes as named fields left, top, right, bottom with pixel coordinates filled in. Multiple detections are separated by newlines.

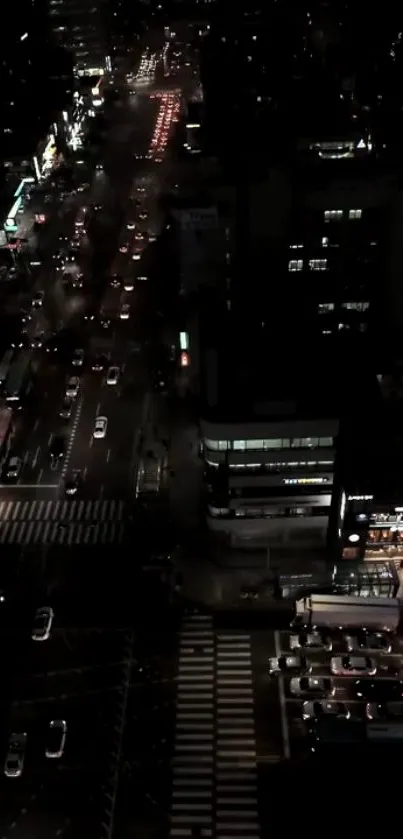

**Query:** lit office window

left=349, top=209, right=362, bottom=220
left=324, top=210, right=343, bottom=221
left=318, top=303, right=334, bottom=313
left=309, top=258, right=327, bottom=271
left=288, top=259, right=303, bottom=272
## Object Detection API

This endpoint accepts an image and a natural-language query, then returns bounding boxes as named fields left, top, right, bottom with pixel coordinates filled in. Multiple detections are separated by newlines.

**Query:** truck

left=292, top=594, right=400, bottom=633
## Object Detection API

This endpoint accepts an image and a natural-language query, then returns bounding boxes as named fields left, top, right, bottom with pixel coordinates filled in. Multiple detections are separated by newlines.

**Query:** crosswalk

left=170, top=614, right=261, bottom=839
left=0, top=499, right=127, bottom=545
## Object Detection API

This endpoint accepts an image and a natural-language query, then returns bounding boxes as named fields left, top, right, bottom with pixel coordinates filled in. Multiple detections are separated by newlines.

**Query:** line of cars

left=4, top=607, right=67, bottom=778
left=270, top=629, right=403, bottom=735
left=149, top=90, right=180, bottom=161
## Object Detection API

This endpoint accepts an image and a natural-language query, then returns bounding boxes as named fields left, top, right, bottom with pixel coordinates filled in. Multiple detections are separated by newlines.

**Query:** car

left=366, top=701, right=403, bottom=721
left=45, top=719, right=67, bottom=759
left=59, top=397, right=73, bottom=419
left=127, top=221, right=135, bottom=231
left=268, top=655, right=311, bottom=676
left=65, top=470, right=83, bottom=496
left=289, top=631, right=332, bottom=652
left=93, top=416, right=108, bottom=439
left=344, top=632, right=392, bottom=654
left=302, top=700, right=350, bottom=721
left=106, top=366, right=120, bottom=385
left=4, top=456, right=22, bottom=481
left=30, top=329, right=45, bottom=349
left=32, top=606, right=54, bottom=641
left=65, top=376, right=80, bottom=397
left=4, top=733, right=27, bottom=778
left=49, top=435, right=66, bottom=463
left=72, top=348, right=84, bottom=367
left=330, top=656, right=377, bottom=677
left=92, top=353, right=108, bottom=372
left=289, top=676, right=335, bottom=698
left=355, top=678, right=403, bottom=701
left=72, top=273, right=84, bottom=289
left=119, top=304, right=130, bottom=320
left=110, top=274, right=121, bottom=288
left=100, top=317, right=111, bottom=329
left=124, top=279, right=134, bottom=292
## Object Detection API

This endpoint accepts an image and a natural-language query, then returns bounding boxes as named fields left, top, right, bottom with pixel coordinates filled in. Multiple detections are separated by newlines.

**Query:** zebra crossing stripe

left=0, top=498, right=126, bottom=522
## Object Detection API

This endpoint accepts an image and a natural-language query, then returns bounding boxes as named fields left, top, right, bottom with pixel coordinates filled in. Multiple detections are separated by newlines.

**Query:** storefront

left=339, top=491, right=403, bottom=562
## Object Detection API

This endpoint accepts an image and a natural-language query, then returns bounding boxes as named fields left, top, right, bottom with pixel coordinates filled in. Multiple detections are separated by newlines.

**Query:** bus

left=5, top=350, right=33, bottom=406
left=0, top=405, right=14, bottom=464
left=0, top=349, right=15, bottom=389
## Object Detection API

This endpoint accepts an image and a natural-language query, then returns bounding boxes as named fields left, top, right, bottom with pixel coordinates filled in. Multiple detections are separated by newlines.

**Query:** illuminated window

left=318, top=303, right=334, bottom=313
left=341, top=301, right=369, bottom=311
left=290, top=244, right=303, bottom=250
left=349, top=209, right=362, bottom=220
left=324, top=210, right=343, bottom=221
left=321, top=236, right=329, bottom=247
left=309, top=258, right=327, bottom=271
left=288, top=259, right=303, bottom=272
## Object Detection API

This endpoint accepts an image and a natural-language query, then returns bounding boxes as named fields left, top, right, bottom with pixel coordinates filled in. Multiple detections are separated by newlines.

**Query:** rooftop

left=200, top=310, right=370, bottom=424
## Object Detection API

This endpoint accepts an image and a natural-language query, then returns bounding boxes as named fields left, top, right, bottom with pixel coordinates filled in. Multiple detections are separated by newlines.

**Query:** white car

left=330, top=656, right=377, bottom=677
left=124, top=279, right=134, bottom=292
left=119, top=304, right=130, bottom=320
left=65, top=376, right=80, bottom=398
left=32, top=606, right=54, bottom=641
left=289, top=676, right=335, bottom=698
left=45, top=719, right=67, bottom=759
left=4, top=733, right=27, bottom=778
left=106, top=366, right=120, bottom=386
left=289, top=631, right=332, bottom=652
left=93, top=416, right=108, bottom=439
left=268, top=655, right=311, bottom=676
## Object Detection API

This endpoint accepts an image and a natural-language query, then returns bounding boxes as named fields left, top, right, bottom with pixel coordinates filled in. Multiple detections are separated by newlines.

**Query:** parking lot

left=273, top=628, right=403, bottom=758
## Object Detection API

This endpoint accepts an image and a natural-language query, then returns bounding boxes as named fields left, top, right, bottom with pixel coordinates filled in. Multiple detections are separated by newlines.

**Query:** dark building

left=0, top=0, right=74, bottom=181
left=178, top=1, right=403, bottom=558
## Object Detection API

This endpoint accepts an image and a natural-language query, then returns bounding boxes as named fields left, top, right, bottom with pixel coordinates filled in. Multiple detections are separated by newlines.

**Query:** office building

left=181, top=4, right=403, bottom=562
left=339, top=365, right=403, bottom=564
left=49, top=0, right=109, bottom=77
left=197, top=303, right=346, bottom=554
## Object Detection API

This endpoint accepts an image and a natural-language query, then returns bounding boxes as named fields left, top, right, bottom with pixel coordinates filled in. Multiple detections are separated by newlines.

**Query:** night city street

left=3, top=5, right=403, bottom=839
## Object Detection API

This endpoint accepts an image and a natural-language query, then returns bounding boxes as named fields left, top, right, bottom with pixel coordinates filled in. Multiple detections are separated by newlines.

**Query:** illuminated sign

left=180, top=351, right=189, bottom=367
left=14, top=176, right=34, bottom=199
left=5, top=196, right=22, bottom=230
left=20, top=32, right=28, bottom=41
left=34, top=213, right=46, bottom=224
left=348, top=495, right=373, bottom=501
left=32, top=155, right=41, bottom=181
left=283, top=478, right=329, bottom=486
left=179, top=331, right=189, bottom=351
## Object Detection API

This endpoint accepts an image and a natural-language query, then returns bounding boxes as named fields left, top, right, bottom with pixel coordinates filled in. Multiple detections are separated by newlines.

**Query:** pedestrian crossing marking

left=0, top=499, right=127, bottom=545
left=170, top=616, right=264, bottom=839
left=0, top=498, right=125, bottom=522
